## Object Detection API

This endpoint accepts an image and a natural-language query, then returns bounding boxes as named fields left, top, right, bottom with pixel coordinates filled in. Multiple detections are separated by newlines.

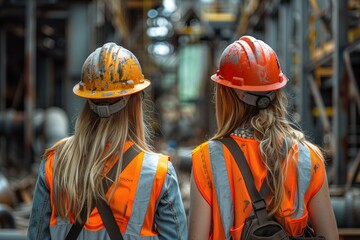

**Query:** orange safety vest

left=45, top=141, right=169, bottom=239
left=192, top=136, right=325, bottom=239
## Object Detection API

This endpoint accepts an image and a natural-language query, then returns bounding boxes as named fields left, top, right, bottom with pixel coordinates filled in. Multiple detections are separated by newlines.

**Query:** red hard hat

left=211, top=36, right=288, bottom=92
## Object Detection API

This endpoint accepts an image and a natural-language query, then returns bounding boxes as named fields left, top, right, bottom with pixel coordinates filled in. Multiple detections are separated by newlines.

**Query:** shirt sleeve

left=26, top=160, right=52, bottom=240
left=154, top=162, right=187, bottom=240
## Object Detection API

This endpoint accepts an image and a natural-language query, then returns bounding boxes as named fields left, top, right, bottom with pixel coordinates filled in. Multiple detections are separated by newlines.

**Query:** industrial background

left=0, top=0, right=359, bottom=239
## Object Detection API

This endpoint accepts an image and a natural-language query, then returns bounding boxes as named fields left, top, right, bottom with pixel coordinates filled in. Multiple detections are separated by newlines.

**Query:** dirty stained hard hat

left=73, top=42, right=150, bottom=99
left=211, top=35, right=288, bottom=92
left=211, top=35, right=288, bottom=109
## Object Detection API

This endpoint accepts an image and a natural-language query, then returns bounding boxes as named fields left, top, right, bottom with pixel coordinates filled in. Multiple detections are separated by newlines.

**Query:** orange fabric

left=45, top=141, right=169, bottom=235
left=140, top=155, right=169, bottom=236
left=192, top=136, right=325, bottom=239
left=45, top=153, right=57, bottom=226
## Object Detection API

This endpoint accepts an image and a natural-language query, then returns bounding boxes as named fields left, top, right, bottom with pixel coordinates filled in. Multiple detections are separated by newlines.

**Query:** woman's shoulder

left=296, top=141, right=324, bottom=165
left=193, top=141, right=210, bottom=151
left=143, top=151, right=169, bottom=161
left=192, top=137, right=258, bottom=153
left=141, top=151, right=170, bottom=172
left=192, top=141, right=216, bottom=160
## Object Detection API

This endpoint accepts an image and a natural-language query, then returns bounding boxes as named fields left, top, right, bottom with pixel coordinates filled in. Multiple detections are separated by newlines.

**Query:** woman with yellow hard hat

left=27, top=43, right=187, bottom=240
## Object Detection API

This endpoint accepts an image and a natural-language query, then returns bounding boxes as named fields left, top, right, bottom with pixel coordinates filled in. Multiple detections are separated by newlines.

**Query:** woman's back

left=188, top=35, right=338, bottom=240
left=28, top=140, right=186, bottom=240
left=191, top=136, right=325, bottom=239
left=27, top=42, right=187, bottom=240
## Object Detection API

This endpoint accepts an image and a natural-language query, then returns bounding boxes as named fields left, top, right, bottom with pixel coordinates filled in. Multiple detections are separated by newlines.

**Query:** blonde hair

left=44, top=92, right=152, bottom=223
left=211, top=84, right=323, bottom=216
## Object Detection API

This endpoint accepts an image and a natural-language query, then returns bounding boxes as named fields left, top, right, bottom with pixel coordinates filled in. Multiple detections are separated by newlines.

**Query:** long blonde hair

left=44, top=92, right=152, bottom=223
left=211, top=84, right=323, bottom=216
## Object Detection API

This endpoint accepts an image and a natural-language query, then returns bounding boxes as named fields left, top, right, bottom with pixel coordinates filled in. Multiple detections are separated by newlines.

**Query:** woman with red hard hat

left=188, top=36, right=338, bottom=240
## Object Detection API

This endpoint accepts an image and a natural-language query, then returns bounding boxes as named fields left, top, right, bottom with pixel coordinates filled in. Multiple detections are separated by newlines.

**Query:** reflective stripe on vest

left=208, top=141, right=233, bottom=240
left=208, top=141, right=313, bottom=235
left=126, top=153, right=161, bottom=235
left=48, top=150, right=167, bottom=239
left=293, top=143, right=312, bottom=219
left=50, top=225, right=160, bottom=240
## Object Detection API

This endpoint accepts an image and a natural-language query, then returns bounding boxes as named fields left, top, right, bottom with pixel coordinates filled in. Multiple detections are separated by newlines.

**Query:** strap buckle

left=252, top=198, right=266, bottom=212
left=95, top=105, right=111, bottom=118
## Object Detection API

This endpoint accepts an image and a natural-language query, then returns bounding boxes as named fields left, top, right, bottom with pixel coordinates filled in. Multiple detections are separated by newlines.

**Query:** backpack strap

left=65, top=144, right=141, bottom=240
left=97, top=198, right=122, bottom=240
left=219, top=137, right=293, bottom=226
left=259, top=180, right=270, bottom=200
left=219, top=138, right=268, bottom=225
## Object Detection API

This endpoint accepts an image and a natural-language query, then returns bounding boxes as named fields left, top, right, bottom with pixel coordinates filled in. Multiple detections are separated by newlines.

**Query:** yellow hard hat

left=73, top=42, right=150, bottom=99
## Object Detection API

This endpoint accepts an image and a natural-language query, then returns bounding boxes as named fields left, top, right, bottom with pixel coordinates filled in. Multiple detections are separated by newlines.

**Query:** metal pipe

left=299, top=0, right=314, bottom=136
left=0, top=28, right=6, bottom=167
left=0, top=29, right=5, bottom=111
left=24, top=0, right=36, bottom=169
left=332, top=0, right=348, bottom=185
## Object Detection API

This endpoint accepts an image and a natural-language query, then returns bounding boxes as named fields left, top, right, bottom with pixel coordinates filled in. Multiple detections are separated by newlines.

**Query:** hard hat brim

left=73, top=79, right=151, bottom=99
left=211, top=74, right=288, bottom=92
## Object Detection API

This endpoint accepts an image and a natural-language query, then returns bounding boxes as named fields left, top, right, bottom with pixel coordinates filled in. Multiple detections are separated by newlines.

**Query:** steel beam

left=24, top=0, right=36, bottom=168
left=332, top=0, right=348, bottom=185
left=279, top=2, right=291, bottom=78
left=0, top=29, right=6, bottom=167
left=299, top=0, right=314, bottom=137
left=308, top=74, right=331, bottom=133
left=0, top=29, right=6, bottom=111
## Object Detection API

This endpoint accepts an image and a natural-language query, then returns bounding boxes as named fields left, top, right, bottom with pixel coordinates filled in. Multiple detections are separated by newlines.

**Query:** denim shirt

left=27, top=157, right=187, bottom=240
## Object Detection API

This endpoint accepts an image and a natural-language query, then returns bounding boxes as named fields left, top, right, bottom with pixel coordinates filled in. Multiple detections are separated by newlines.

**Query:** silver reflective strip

left=51, top=153, right=161, bottom=239
left=50, top=224, right=159, bottom=240
left=293, top=143, right=312, bottom=218
left=53, top=153, right=58, bottom=205
left=50, top=223, right=109, bottom=240
left=126, top=153, right=159, bottom=235
left=208, top=141, right=233, bottom=240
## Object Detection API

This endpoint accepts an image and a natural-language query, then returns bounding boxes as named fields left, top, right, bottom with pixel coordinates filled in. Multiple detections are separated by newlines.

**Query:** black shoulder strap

left=219, top=137, right=293, bottom=225
left=219, top=138, right=268, bottom=224
left=97, top=198, right=122, bottom=240
left=65, top=144, right=141, bottom=240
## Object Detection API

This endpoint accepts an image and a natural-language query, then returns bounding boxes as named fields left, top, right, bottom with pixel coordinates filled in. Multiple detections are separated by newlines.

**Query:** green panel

left=178, top=44, right=207, bottom=102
